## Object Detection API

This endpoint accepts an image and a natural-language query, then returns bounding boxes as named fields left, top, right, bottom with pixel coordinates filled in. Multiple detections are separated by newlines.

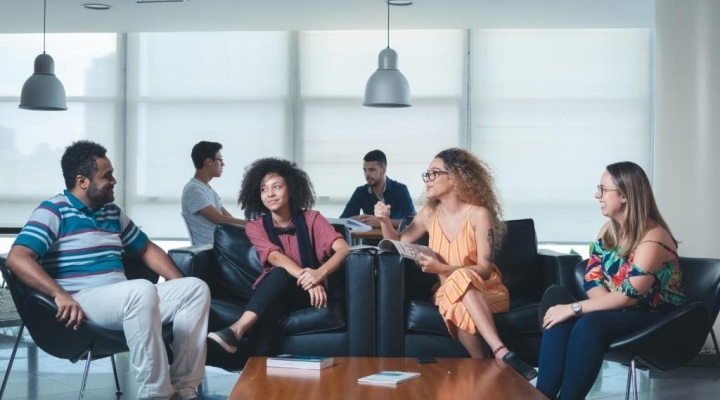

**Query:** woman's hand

left=298, top=268, right=325, bottom=291
left=374, top=202, right=392, bottom=223
left=542, top=304, right=576, bottom=330
left=308, top=285, right=327, bottom=308
left=416, top=253, right=448, bottom=275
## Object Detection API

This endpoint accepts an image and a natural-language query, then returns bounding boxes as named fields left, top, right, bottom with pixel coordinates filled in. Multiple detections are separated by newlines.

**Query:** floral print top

left=584, top=239, right=685, bottom=309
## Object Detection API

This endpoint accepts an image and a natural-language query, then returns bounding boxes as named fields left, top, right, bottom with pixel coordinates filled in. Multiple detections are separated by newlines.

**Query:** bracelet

left=492, top=344, right=506, bottom=357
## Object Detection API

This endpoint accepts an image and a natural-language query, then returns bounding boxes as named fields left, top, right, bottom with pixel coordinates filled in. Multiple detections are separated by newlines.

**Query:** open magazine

left=354, top=239, right=437, bottom=262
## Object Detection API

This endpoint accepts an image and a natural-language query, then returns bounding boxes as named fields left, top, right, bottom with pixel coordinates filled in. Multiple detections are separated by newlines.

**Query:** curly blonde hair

left=427, top=148, right=505, bottom=249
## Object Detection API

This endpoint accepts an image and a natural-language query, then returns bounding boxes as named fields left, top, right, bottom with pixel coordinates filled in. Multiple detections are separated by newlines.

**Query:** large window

left=0, top=33, right=117, bottom=227
left=299, top=30, right=466, bottom=218
left=0, top=29, right=651, bottom=244
left=125, top=32, right=291, bottom=237
left=471, top=29, right=651, bottom=242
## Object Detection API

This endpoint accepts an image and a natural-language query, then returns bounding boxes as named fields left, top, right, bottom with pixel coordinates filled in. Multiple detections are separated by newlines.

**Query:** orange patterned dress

left=431, top=209, right=509, bottom=338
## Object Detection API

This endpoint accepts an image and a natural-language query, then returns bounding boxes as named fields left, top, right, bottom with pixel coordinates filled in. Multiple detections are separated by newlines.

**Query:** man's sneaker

left=207, top=327, right=239, bottom=354
left=502, top=351, right=538, bottom=381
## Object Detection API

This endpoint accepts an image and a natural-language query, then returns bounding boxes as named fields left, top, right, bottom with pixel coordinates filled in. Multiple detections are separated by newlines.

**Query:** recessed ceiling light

left=83, top=3, right=112, bottom=10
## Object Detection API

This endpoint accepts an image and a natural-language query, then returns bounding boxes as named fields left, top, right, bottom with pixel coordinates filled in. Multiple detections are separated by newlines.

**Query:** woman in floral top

left=536, top=161, right=685, bottom=400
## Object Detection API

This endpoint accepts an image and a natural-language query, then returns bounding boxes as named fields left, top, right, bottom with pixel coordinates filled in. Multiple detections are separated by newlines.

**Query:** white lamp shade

left=19, top=53, right=68, bottom=111
left=363, top=48, right=411, bottom=108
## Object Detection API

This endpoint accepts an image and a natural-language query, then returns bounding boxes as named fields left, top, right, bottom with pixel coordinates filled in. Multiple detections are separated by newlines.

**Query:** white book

left=326, top=218, right=373, bottom=233
left=358, top=371, right=421, bottom=386
left=266, top=355, right=334, bottom=370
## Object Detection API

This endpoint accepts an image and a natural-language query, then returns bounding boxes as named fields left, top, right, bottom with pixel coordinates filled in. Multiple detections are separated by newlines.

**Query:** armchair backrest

left=495, top=219, right=540, bottom=304
left=677, top=256, right=720, bottom=326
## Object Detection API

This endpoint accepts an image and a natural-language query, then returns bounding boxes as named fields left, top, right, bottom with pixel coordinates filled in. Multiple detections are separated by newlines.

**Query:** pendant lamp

left=19, top=0, right=67, bottom=111
left=363, top=1, right=412, bottom=108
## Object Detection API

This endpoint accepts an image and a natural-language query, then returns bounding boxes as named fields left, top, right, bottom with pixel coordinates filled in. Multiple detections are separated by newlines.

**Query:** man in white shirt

left=181, top=141, right=245, bottom=245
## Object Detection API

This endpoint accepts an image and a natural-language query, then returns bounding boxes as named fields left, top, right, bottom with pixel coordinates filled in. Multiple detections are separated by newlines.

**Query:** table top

left=350, top=228, right=384, bottom=241
left=228, top=357, right=545, bottom=400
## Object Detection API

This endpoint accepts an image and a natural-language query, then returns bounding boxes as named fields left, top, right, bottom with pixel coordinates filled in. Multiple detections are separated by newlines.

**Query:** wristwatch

left=571, top=302, right=583, bottom=316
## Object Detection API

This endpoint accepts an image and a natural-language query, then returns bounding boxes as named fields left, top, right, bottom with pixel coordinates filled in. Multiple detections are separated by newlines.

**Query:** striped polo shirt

left=13, top=190, right=149, bottom=292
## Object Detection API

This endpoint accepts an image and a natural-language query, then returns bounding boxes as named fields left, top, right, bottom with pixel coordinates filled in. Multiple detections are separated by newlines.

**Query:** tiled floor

left=1, top=324, right=719, bottom=399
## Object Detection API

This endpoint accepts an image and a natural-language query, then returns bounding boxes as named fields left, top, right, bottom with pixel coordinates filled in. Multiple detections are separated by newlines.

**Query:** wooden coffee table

left=228, top=357, right=546, bottom=400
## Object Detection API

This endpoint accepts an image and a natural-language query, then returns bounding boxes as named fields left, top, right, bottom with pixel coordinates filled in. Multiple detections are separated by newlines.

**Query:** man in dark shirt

left=340, top=150, right=415, bottom=228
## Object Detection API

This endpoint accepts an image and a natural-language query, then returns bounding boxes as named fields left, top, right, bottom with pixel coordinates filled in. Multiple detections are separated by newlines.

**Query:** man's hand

left=353, top=214, right=380, bottom=227
left=298, top=268, right=326, bottom=291
left=308, top=285, right=327, bottom=308
left=374, top=202, right=392, bottom=223
left=54, top=292, right=86, bottom=330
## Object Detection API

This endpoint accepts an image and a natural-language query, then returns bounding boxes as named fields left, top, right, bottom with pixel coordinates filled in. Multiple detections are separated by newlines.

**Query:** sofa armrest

left=377, top=252, right=407, bottom=357
left=537, top=249, right=582, bottom=299
left=345, top=249, right=377, bottom=356
left=168, top=244, right=214, bottom=284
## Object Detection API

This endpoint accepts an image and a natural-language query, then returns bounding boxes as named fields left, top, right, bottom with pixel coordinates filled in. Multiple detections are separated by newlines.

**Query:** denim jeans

left=536, top=286, right=670, bottom=400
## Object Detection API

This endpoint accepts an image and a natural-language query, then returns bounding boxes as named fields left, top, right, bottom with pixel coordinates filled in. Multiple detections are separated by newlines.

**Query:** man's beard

left=87, top=181, right=114, bottom=205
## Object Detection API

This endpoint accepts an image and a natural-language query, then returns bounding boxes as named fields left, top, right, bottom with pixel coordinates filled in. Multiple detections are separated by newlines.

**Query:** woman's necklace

left=273, top=218, right=292, bottom=228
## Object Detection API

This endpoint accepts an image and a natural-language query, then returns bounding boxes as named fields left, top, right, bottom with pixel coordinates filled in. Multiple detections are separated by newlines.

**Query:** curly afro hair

left=428, top=148, right=505, bottom=249
left=60, top=140, right=108, bottom=190
left=238, top=158, right=315, bottom=220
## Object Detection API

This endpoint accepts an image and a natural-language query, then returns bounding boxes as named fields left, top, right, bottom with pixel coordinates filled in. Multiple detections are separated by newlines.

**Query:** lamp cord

left=43, top=0, right=46, bottom=54
left=386, top=0, right=390, bottom=49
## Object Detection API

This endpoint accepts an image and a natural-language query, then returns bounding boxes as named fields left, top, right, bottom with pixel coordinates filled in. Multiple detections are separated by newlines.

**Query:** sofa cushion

left=406, top=299, right=541, bottom=338
left=279, top=301, right=347, bottom=336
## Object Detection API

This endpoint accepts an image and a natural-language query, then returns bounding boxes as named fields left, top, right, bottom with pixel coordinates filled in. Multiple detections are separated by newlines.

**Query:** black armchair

left=375, top=218, right=581, bottom=366
left=0, top=253, right=174, bottom=400
left=168, top=222, right=376, bottom=370
left=563, top=257, right=720, bottom=400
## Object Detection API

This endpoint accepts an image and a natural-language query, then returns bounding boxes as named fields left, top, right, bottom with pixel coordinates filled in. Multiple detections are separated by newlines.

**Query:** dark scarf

left=262, top=212, right=319, bottom=269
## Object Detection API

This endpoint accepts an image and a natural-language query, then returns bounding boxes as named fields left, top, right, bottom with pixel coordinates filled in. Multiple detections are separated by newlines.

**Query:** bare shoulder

left=641, top=225, right=676, bottom=249
left=414, top=205, right=433, bottom=224
left=470, top=206, right=493, bottom=227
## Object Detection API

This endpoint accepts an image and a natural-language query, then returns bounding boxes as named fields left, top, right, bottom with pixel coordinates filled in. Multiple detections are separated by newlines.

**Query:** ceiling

left=0, top=0, right=654, bottom=34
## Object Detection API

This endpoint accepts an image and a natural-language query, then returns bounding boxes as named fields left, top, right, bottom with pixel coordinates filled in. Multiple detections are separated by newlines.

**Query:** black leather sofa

left=168, top=222, right=376, bottom=370
left=373, top=218, right=580, bottom=366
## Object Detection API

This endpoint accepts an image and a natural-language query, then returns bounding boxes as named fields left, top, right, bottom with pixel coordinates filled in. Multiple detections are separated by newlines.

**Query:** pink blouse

left=245, top=210, right=342, bottom=288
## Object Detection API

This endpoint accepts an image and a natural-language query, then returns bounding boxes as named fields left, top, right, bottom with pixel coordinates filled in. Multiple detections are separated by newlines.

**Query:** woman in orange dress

left=375, top=148, right=536, bottom=380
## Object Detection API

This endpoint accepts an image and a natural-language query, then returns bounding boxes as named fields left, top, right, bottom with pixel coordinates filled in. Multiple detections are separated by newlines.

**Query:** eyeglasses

left=596, top=185, right=619, bottom=197
left=212, top=158, right=224, bottom=163
left=422, top=170, right=449, bottom=182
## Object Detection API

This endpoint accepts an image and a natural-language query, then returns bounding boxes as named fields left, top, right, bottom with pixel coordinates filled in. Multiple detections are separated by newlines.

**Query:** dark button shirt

left=339, top=177, right=415, bottom=220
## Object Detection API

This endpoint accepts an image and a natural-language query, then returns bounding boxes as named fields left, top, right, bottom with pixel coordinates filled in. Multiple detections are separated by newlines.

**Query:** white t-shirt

left=181, top=178, right=224, bottom=245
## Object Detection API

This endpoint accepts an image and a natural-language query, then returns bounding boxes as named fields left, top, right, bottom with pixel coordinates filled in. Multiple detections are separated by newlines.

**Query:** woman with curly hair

left=375, top=148, right=536, bottom=380
left=208, top=158, right=349, bottom=354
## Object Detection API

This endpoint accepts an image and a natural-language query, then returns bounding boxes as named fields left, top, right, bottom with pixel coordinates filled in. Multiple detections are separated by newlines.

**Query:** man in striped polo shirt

left=5, top=141, right=210, bottom=400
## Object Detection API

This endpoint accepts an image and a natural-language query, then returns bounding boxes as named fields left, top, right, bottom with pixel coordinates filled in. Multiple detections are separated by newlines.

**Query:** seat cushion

left=279, top=301, right=347, bottom=336
left=406, top=300, right=541, bottom=338
left=208, top=298, right=346, bottom=336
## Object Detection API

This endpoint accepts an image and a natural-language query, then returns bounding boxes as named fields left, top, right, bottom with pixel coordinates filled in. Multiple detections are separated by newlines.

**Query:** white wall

left=654, top=0, right=720, bottom=350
